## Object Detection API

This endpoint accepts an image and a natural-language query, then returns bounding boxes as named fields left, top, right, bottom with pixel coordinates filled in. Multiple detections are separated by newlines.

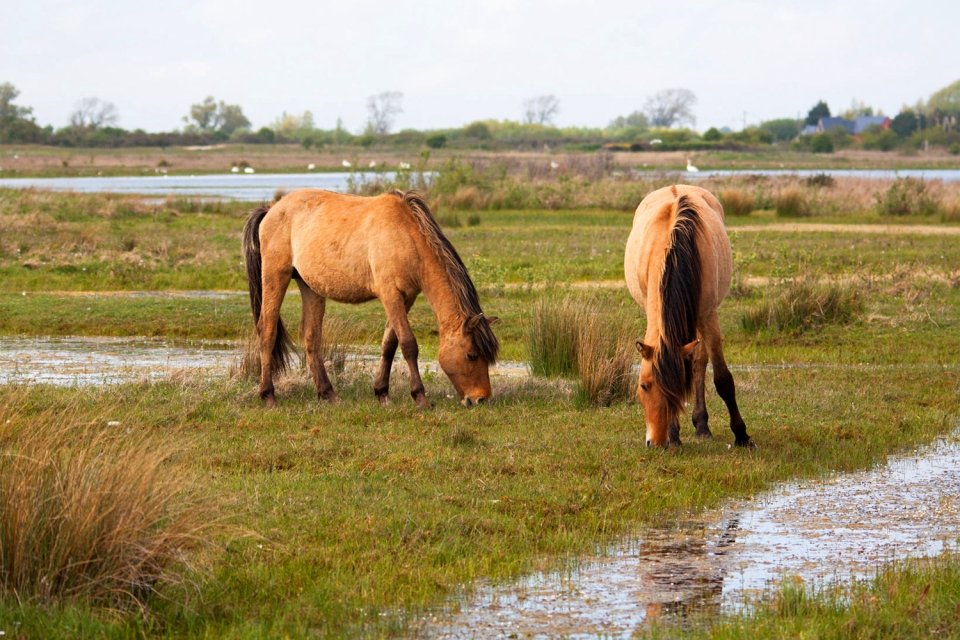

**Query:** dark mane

left=654, top=195, right=702, bottom=414
left=396, top=190, right=499, bottom=363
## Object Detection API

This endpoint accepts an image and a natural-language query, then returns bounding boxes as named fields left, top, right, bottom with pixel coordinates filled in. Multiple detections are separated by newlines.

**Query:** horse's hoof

left=695, top=430, right=713, bottom=439
left=321, top=393, right=340, bottom=404
left=414, top=395, right=430, bottom=409
left=263, top=395, right=276, bottom=409
left=377, top=394, right=391, bottom=407
left=732, top=438, right=757, bottom=449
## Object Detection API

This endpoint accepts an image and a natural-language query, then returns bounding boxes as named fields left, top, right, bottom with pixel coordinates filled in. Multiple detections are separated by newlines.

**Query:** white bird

left=244, top=166, right=255, bottom=174
left=341, top=160, right=352, bottom=168
left=369, top=160, right=377, bottom=168
left=398, top=162, right=411, bottom=170
left=231, top=166, right=239, bottom=173
left=307, top=163, right=316, bottom=171
left=686, top=158, right=699, bottom=172
left=549, top=161, right=560, bottom=170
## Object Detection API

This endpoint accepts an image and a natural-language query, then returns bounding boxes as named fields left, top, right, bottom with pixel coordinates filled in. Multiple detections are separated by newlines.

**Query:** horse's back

left=261, top=190, right=421, bottom=303
left=624, top=185, right=732, bottom=312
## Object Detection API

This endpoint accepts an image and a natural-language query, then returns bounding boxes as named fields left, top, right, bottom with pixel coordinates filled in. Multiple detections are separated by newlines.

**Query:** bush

left=875, top=178, right=941, bottom=217
left=0, top=397, right=212, bottom=608
left=775, top=187, right=813, bottom=217
left=804, top=173, right=836, bottom=188
left=718, top=188, right=755, bottom=216
left=426, top=134, right=447, bottom=149
left=741, top=280, right=863, bottom=334
left=810, top=134, right=834, bottom=153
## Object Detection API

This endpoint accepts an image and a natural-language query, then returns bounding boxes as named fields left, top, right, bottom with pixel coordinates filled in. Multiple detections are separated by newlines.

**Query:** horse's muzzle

left=463, top=396, right=488, bottom=408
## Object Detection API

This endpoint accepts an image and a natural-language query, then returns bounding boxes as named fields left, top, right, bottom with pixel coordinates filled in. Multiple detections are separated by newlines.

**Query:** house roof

left=819, top=117, right=854, bottom=133
left=852, top=116, right=890, bottom=134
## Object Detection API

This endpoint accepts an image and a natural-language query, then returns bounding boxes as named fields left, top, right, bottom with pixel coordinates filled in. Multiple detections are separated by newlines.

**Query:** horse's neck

left=418, top=253, right=463, bottom=336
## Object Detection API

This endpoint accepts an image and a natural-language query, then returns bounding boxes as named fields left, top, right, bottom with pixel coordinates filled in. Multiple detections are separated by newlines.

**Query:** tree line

left=1, top=81, right=958, bottom=153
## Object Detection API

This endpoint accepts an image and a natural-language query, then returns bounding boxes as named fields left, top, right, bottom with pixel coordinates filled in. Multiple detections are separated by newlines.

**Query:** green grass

left=650, top=554, right=960, bottom=639
left=1, top=187, right=959, bottom=636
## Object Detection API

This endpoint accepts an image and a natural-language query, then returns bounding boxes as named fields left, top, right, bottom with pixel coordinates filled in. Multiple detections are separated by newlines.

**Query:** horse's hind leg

left=297, top=280, right=338, bottom=402
left=704, top=314, right=753, bottom=447
left=379, top=293, right=428, bottom=408
left=258, top=265, right=292, bottom=407
left=373, top=324, right=399, bottom=405
left=691, top=339, right=712, bottom=438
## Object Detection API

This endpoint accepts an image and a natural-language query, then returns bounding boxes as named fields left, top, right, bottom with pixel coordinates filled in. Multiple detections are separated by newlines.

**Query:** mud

left=423, top=430, right=960, bottom=638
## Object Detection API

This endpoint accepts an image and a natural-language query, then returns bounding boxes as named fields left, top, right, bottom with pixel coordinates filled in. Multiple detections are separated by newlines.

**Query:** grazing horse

left=624, top=185, right=753, bottom=448
left=242, top=189, right=499, bottom=408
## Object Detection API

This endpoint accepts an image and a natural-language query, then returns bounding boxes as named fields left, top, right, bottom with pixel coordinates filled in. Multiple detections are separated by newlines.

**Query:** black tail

left=242, top=205, right=294, bottom=374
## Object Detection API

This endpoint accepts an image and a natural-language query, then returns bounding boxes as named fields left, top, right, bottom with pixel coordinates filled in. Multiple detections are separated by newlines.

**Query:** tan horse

left=242, top=189, right=499, bottom=408
left=624, top=185, right=753, bottom=448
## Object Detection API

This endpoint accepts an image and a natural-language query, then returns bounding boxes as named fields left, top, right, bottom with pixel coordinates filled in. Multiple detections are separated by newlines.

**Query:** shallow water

left=0, top=171, right=393, bottom=201
left=0, top=336, right=239, bottom=385
left=424, top=432, right=960, bottom=638
left=0, top=335, right=530, bottom=386
left=3, top=168, right=960, bottom=202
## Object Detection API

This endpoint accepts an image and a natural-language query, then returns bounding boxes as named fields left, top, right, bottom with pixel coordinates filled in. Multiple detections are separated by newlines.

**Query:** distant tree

left=702, top=127, right=722, bottom=141
left=0, top=82, right=32, bottom=123
left=608, top=110, right=649, bottom=130
left=926, top=79, right=960, bottom=117
left=890, top=110, right=921, bottom=138
left=69, top=97, right=118, bottom=130
left=185, top=97, right=250, bottom=136
left=841, top=99, right=876, bottom=120
left=463, top=121, right=492, bottom=139
left=425, top=133, right=447, bottom=149
left=643, top=89, right=696, bottom=128
left=271, top=110, right=314, bottom=139
left=759, top=118, right=801, bottom=142
left=805, top=100, right=831, bottom=126
left=810, top=133, right=834, bottom=153
left=188, top=96, right=219, bottom=131
left=522, top=95, right=560, bottom=125
left=366, top=91, right=403, bottom=135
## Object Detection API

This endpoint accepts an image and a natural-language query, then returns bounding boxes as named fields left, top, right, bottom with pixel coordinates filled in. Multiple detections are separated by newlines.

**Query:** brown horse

left=242, top=189, right=499, bottom=408
left=624, top=185, right=753, bottom=448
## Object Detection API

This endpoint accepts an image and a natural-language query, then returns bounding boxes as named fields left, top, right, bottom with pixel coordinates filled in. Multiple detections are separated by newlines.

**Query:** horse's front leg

left=380, top=295, right=429, bottom=408
left=691, top=338, right=712, bottom=438
left=373, top=324, right=399, bottom=405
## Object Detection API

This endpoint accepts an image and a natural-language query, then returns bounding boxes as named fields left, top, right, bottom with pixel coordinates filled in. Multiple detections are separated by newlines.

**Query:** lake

left=2, top=168, right=960, bottom=201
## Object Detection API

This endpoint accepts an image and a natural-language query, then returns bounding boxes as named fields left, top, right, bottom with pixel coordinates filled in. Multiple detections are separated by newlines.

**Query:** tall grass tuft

left=528, top=296, right=634, bottom=405
left=741, top=279, right=863, bottom=334
left=234, top=315, right=360, bottom=380
left=0, top=396, right=211, bottom=609
left=528, top=297, right=585, bottom=378
left=718, top=188, right=755, bottom=216
left=875, top=178, right=942, bottom=217
left=775, top=186, right=813, bottom=217
left=575, top=316, right=633, bottom=407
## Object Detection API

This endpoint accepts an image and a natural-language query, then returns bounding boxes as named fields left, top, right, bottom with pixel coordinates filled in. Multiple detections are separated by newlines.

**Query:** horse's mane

left=654, top=194, right=702, bottom=415
left=396, top=190, right=499, bottom=363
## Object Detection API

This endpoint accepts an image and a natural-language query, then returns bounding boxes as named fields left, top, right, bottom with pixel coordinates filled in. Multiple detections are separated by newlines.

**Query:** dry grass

left=527, top=296, right=585, bottom=378
left=741, top=278, right=864, bottom=334
left=0, top=394, right=213, bottom=609
left=575, top=315, right=634, bottom=407
left=775, top=186, right=813, bottom=217
left=718, top=188, right=756, bottom=216
left=233, top=315, right=363, bottom=380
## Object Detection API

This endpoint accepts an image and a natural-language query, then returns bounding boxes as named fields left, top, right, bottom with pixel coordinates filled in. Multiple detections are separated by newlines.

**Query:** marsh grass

left=528, top=296, right=586, bottom=378
left=740, top=279, right=863, bottom=334
left=574, top=315, right=634, bottom=407
left=774, top=186, right=812, bottom=217
left=875, top=177, right=942, bottom=217
left=529, top=296, right=634, bottom=405
left=234, top=314, right=362, bottom=380
left=0, top=394, right=212, bottom=609
left=718, top=188, right=755, bottom=216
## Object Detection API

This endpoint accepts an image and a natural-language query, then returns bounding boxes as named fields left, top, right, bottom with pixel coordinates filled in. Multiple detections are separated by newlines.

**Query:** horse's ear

left=485, top=316, right=499, bottom=326
left=681, top=338, right=700, bottom=359
left=464, top=313, right=484, bottom=333
left=636, top=340, right=655, bottom=360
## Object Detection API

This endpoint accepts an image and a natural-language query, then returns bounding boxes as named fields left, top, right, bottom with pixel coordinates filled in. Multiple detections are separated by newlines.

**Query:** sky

left=2, top=0, right=958, bottom=134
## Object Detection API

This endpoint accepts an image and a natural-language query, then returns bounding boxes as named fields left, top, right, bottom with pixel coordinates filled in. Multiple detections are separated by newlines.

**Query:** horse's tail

left=242, top=205, right=294, bottom=374
left=655, top=194, right=703, bottom=413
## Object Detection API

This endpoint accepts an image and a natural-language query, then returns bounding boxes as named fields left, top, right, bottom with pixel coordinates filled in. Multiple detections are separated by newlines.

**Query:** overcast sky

left=3, top=0, right=958, bottom=134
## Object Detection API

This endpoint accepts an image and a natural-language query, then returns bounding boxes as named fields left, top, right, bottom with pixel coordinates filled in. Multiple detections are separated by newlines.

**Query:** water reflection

left=426, top=431, right=960, bottom=638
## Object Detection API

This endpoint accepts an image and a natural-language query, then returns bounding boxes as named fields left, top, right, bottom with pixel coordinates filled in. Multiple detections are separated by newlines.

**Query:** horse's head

left=636, top=338, right=699, bottom=447
left=439, top=313, right=499, bottom=407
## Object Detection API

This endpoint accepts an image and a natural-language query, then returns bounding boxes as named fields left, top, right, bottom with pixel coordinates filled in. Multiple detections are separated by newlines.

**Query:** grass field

left=1, top=181, right=959, bottom=637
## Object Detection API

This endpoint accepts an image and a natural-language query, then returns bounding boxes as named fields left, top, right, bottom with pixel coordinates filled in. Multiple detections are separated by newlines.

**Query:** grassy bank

left=1, top=186, right=959, bottom=636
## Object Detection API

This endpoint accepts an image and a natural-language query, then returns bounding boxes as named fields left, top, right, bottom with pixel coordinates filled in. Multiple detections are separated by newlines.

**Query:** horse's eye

left=467, top=352, right=478, bottom=362
left=640, top=382, right=651, bottom=392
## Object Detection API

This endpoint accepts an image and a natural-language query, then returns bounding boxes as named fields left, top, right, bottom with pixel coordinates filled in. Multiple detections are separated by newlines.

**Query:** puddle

left=0, top=336, right=238, bottom=385
left=423, top=431, right=960, bottom=638
left=0, top=336, right=530, bottom=387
